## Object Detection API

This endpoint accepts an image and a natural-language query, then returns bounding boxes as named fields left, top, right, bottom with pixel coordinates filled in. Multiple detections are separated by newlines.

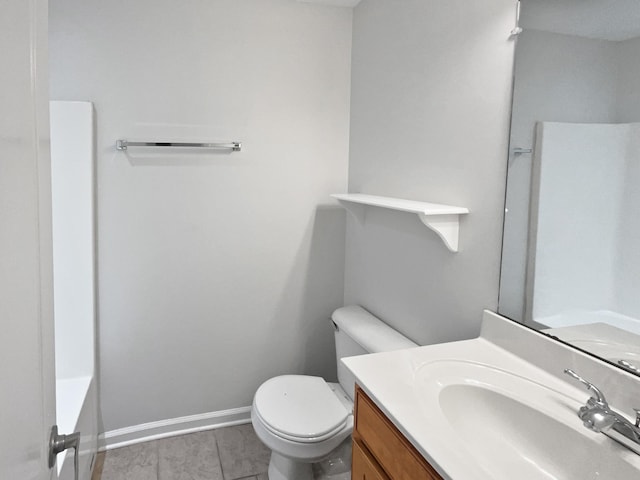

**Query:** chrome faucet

left=564, top=369, right=640, bottom=455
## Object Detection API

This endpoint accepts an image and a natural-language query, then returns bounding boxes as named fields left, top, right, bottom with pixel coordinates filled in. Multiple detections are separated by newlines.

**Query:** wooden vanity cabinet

left=352, top=386, right=444, bottom=480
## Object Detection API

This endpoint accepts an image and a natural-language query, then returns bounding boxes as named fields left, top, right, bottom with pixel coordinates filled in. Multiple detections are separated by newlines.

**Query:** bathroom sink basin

left=416, top=361, right=639, bottom=480
left=544, top=323, right=640, bottom=367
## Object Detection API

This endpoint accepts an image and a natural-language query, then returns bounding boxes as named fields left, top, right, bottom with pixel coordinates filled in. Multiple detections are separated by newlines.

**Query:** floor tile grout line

left=156, top=437, right=160, bottom=480
left=214, top=430, right=230, bottom=480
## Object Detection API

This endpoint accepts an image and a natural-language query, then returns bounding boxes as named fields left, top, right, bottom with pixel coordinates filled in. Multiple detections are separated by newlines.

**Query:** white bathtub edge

left=99, top=406, right=252, bottom=451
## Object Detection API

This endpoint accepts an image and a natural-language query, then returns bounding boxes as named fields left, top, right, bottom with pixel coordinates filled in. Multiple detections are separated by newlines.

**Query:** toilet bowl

left=251, top=306, right=417, bottom=480
left=252, top=376, right=353, bottom=480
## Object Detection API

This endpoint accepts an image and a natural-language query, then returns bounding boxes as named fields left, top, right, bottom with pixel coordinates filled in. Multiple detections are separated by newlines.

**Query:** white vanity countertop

left=342, top=314, right=640, bottom=480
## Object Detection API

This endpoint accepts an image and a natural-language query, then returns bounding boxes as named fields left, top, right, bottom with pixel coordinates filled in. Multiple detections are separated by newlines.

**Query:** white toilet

left=251, top=305, right=418, bottom=480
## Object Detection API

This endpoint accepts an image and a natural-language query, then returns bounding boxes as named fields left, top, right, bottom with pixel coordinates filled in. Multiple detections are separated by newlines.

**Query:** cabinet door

left=352, top=439, right=390, bottom=480
left=354, top=387, right=444, bottom=480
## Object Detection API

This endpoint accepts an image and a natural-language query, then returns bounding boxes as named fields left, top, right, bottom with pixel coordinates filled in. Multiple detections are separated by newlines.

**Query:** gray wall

left=616, top=36, right=640, bottom=122
left=345, top=0, right=517, bottom=344
left=50, top=0, right=352, bottom=433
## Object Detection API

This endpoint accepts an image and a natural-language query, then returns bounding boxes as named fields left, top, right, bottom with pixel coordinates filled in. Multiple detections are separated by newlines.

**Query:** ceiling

left=521, top=0, right=640, bottom=41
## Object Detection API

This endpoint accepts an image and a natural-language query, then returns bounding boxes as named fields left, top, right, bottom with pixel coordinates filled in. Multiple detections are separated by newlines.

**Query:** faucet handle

left=564, top=369, right=608, bottom=407
left=618, top=359, right=640, bottom=374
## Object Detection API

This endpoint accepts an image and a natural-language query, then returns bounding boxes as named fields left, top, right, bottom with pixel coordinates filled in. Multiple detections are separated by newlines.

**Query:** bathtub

left=51, top=101, right=98, bottom=479
left=56, top=377, right=98, bottom=480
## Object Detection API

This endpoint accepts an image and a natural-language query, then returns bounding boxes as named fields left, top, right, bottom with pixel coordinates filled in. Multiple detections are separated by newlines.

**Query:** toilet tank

left=332, top=305, right=418, bottom=400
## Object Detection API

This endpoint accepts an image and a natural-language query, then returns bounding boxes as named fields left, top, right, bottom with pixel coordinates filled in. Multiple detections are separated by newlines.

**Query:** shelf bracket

left=417, top=213, right=460, bottom=253
left=336, top=199, right=366, bottom=223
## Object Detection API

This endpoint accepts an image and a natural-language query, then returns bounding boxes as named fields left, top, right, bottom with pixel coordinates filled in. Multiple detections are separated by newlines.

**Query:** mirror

left=499, top=0, right=640, bottom=375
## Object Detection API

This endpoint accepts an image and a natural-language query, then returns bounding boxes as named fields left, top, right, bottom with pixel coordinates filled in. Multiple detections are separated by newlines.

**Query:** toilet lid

left=254, top=375, right=349, bottom=442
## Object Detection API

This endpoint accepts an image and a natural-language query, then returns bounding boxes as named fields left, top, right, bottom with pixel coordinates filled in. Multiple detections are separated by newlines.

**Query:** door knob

left=49, top=425, right=80, bottom=480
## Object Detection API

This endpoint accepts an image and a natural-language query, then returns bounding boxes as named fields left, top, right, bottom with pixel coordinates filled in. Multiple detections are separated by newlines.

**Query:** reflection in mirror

left=498, top=0, right=640, bottom=374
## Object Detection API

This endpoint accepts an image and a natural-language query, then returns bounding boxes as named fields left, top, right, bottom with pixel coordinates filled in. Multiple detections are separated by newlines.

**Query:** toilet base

left=268, top=452, right=313, bottom=480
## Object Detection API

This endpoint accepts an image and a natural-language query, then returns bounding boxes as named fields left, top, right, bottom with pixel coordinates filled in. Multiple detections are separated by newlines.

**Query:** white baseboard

left=99, top=406, right=252, bottom=451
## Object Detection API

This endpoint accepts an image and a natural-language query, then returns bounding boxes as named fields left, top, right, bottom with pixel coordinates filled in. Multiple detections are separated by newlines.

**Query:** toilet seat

left=253, top=375, right=350, bottom=443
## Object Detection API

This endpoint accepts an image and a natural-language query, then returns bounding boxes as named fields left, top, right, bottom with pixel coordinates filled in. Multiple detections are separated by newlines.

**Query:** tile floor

left=95, top=424, right=270, bottom=480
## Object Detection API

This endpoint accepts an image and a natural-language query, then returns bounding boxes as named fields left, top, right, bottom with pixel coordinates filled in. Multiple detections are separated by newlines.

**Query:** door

left=0, top=0, right=57, bottom=479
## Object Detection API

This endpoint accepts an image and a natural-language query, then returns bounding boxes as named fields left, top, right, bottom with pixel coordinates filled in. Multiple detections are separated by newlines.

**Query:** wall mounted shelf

left=331, top=193, right=469, bottom=252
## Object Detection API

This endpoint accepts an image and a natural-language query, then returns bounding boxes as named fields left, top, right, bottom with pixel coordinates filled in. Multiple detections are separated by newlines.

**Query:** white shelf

left=331, top=193, right=469, bottom=252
